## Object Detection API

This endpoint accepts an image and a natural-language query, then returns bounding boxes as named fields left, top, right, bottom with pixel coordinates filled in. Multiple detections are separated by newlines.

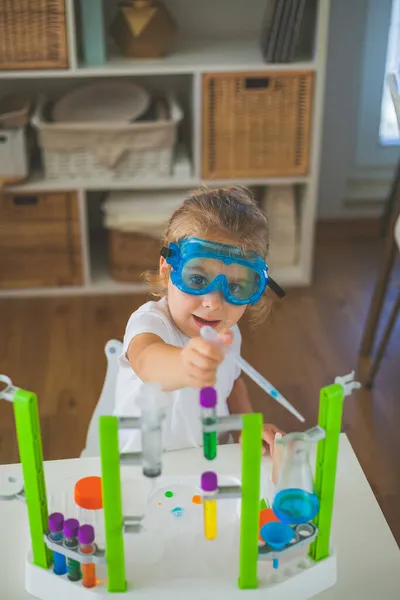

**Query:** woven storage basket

left=0, top=0, right=68, bottom=70
left=202, top=71, right=314, bottom=179
left=108, top=229, right=161, bottom=283
left=0, top=191, right=82, bottom=288
left=32, top=95, right=182, bottom=181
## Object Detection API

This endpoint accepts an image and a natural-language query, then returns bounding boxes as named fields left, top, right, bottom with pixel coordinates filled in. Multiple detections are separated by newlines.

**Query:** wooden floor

left=0, top=220, right=399, bottom=544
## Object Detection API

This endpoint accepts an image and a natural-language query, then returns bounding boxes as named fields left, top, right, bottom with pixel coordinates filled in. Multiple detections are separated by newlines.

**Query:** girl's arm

left=227, top=376, right=284, bottom=452
left=127, top=332, right=227, bottom=392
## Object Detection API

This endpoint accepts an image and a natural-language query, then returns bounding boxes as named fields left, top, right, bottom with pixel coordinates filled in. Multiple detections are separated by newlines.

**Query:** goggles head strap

left=160, top=247, right=172, bottom=259
left=267, top=277, right=286, bottom=299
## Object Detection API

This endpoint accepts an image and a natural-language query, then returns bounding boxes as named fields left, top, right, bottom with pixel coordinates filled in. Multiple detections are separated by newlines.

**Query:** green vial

left=63, top=518, right=82, bottom=582
left=200, top=387, right=218, bottom=461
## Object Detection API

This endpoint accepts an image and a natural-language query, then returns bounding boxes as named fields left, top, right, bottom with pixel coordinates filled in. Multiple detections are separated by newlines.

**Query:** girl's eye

left=229, top=282, right=243, bottom=295
left=190, top=274, right=208, bottom=287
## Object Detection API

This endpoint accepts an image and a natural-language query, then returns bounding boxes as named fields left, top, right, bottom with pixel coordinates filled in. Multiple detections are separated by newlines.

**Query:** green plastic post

left=13, top=388, right=52, bottom=569
left=99, top=416, right=127, bottom=593
left=309, top=383, right=344, bottom=562
left=238, top=413, right=263, bottom=590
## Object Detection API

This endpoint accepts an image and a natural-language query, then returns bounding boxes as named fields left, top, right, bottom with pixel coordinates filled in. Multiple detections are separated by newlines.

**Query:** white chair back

left=81, top=339, right=122, bottom=458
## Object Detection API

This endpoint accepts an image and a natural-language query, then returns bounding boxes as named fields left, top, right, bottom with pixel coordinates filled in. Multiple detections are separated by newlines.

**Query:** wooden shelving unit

left=0, top=0, right=330, bottom=298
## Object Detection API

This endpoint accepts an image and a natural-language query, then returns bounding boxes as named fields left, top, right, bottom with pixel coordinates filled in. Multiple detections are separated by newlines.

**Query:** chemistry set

left=0, top=330, right=360, bottom=598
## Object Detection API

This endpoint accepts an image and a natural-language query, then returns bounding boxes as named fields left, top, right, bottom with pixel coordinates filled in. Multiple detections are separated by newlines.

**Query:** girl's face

left=160, top=234, right=249, bottom=338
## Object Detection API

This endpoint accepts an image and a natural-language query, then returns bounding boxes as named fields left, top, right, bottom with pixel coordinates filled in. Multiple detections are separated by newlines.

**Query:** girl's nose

left=202, top=290, right=224, bottom=310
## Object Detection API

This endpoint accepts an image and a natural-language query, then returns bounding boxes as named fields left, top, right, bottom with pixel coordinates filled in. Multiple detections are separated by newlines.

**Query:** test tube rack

left=0, top=372, right=360, bottom=599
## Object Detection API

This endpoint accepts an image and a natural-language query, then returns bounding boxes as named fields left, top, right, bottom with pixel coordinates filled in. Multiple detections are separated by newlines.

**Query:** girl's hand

left=180, top=328, right=233, bottom=388
left=239, top=423, right=285, bottom=456
left=261, top=423, right=285, bottom=456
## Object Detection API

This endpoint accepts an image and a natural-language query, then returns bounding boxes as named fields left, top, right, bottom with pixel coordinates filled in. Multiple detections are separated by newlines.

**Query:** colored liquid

left=272, top=489, right=319, bottom=525
left=53, top=551, right=67, bottom=575
left=65, top=539, right=81, bottom=581
left=80, top=545, right=96, bottom=588
left=49, top=532, right=67, bottom=575
left=67, top=557, right=82, bottom=581
left=203, top=499, right=217, bottom=540
left=203, top=419, right=217, bottom=460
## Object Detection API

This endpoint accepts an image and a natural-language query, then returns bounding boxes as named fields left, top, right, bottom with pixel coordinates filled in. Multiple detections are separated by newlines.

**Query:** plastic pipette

left=200, top=326, right=305, bottom=423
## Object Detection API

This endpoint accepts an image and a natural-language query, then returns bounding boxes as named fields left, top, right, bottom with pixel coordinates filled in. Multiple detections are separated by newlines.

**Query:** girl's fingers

left=189, top=351, right=220, bottom=371
left=191, top=338, right=224, bottom=363
left=186, top=371, right=216, bottom=388
left=219, top=328, right=234, bottom=345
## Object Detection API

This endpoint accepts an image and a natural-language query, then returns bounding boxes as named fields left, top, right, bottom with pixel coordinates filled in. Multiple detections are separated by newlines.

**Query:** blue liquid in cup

left=272, top=488, right=319, bottom=524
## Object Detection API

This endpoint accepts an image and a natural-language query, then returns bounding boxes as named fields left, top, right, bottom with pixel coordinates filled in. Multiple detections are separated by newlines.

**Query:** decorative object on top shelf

left=110, top=0, right=177, bottom=59
left=260, top=185, right=298, bottom=269
left=78, top=0, right=107, bottom=66
left=0, top=0, right=68, bottom=70
left=103, top=189, right=189, bottom=283
left=0, top=191, right=83, bottom=289
left=202, top=70, right=313, bottom=180
left=0, top=94, right=32, bottom=180
left=32, top=87, right=183, bottom=182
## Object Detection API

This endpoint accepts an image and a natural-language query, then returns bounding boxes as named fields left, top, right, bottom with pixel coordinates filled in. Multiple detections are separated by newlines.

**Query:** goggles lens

left=181, top=257, right=261, bottom=301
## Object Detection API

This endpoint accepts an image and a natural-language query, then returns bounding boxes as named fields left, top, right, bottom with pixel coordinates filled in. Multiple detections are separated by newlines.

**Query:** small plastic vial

left=200, top=387, right=217, bottom=460
left=48, top=512, right=67, bottom=575
left=201, top=471, right=218, bottom=540
left=78, top=524, right=97, bottom=588
left=63, top=518, right=81, bottom=581
left=74, top=476, right=104, bottom=549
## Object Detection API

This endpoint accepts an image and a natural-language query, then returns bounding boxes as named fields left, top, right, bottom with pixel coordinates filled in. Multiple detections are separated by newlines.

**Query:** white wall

left=318, top=0, right=375, bottom=219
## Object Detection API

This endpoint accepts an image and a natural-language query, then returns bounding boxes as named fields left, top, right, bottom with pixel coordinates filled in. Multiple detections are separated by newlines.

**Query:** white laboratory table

left=0, top=435, right=399, bottom=599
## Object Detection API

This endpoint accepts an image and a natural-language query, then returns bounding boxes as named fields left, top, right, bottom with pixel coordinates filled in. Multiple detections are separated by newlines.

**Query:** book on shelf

left=260, top=0, right=307, bottom=64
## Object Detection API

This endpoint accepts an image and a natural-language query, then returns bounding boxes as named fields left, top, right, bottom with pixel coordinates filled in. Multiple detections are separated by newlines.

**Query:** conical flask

left=272, top=431, right=321, bottom=525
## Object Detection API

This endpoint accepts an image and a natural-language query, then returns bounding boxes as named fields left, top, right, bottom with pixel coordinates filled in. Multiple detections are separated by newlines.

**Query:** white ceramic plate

left=52, top=81, right=150, bottom=123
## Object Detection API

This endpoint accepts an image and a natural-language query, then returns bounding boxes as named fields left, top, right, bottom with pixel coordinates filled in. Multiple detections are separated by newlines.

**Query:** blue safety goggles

left=160, top=238, right=285, bottom=305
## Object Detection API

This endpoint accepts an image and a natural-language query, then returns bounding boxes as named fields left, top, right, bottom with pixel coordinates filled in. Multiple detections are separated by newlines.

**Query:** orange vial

left=78, top=524, right=96, bottom=588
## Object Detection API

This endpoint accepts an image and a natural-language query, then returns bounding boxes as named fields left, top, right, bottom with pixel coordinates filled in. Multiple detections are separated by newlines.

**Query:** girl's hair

left=144, top=186, right=271, bottom=325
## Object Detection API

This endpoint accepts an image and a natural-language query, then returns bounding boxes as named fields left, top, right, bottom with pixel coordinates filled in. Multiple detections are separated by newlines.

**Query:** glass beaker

left=272, top=433, right=319, bottom=525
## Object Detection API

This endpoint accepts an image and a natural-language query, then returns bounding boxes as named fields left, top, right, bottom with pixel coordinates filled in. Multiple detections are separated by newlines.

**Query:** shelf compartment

left=202, top=70, right=314, bottom=180
left=0, top=191, right=83, bottom=289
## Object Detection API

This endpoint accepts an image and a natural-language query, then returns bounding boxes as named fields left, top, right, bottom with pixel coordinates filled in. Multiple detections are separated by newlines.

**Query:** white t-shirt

left=114, top=297, right=242, bottom=452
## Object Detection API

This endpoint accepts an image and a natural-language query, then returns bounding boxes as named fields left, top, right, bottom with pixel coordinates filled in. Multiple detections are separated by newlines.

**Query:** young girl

left=114, top=186, right=285, bottom=453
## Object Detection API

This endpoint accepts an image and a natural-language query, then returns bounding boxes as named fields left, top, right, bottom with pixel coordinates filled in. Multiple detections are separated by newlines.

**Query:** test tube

left=48, top=513, right=67, bottom=575
left=63, top=518, right=81, bottom=581
left=78, top=524, right=97, bottom=588
left=74, top=476, right=104, bottom=549
left=200, top=387, right=217, bottom=460
left=201, top=471, right=218, bottom=540
left=137, top=384, right=167, bottom=478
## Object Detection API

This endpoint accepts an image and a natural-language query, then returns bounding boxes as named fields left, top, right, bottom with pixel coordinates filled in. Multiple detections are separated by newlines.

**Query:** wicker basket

left=32, top=95, right=182, bottom=181
left=0, top=0, right=68, bottom=70
left=108, top=229, right=161, bottom=283
left=202, top=71, right=314, bottom=179
left=0, top=191, right=82, bottom=289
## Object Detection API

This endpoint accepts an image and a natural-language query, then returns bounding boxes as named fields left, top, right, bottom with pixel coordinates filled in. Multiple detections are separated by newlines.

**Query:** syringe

left=200, top=326, right=305, bottom=423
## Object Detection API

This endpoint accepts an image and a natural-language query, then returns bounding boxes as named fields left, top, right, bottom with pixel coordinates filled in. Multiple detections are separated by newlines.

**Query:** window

left=356, top=0, right=399, bottom=167
left=379, top=0, right=400, bottom=143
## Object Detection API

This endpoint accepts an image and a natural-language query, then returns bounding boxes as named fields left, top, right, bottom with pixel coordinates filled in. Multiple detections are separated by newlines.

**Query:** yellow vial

left=203, top=498, right=217, bottom=540
left=201, top=471, right=218, bottom=540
